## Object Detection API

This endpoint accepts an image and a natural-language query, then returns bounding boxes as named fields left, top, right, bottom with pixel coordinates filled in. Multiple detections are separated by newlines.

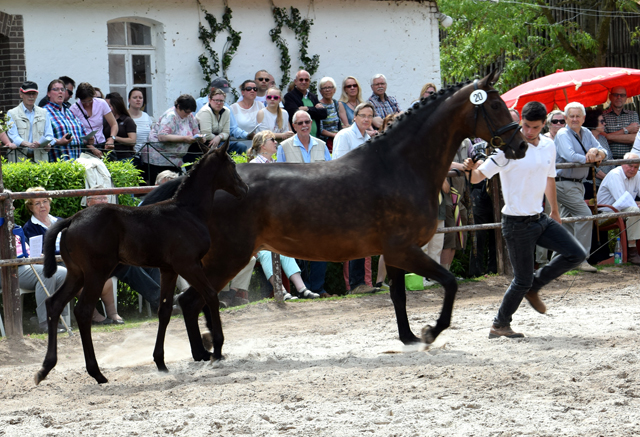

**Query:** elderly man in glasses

left=6, top=81, right=55, bottom=163
left=276, top=110, right=331, bottom=298
left=603, top=86, right=639, bottom=159
left=368, top=74, right=401, bottom=130
left=283, top=70, right=327, bottom=138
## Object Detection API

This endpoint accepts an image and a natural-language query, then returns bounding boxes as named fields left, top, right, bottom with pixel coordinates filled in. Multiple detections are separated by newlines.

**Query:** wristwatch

left=623, top=127, right=629, bottom=135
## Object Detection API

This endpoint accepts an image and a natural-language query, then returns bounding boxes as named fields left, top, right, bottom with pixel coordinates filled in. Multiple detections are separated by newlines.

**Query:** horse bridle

left=472, top=79, right=521, bottom=154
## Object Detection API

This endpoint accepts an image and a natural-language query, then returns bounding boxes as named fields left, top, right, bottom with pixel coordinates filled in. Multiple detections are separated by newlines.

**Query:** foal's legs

left=75, top=275, right=112, bottom=384
left=386, top=245, right=457, bottom=344
left=152, top=269, right=178, bottom=372
left=35, top=273, right=84, bottom=385
left=178, top=287, right=210, bottom=361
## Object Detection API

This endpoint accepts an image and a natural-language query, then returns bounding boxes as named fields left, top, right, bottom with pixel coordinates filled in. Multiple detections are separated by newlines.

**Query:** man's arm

left=545, top=177, right=561, bottom=223
left=462, top=158, right=487, bottom=184
left=6, top=113, right=25, bottom=146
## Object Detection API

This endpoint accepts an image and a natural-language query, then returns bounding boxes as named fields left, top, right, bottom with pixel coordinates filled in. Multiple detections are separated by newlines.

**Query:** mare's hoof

left=94, top=374, right=109, bottom=384
left=400, top=334, right=421, bottom=345
left=421, top=325, right=436, bottom=344
left=201, top=331, right=213, bottom=352
left=157, top=365, right=169, bottom=373
left=34, top=370, right=46, bottom=386
left=210, top=354, right=225, bottom=363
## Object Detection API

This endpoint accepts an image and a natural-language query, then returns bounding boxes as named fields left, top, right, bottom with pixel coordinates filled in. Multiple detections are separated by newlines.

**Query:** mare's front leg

left=152, top=269, right=178, bottom=372
left=178, top=287, right=211, bottom=361
left=75, top=277, right=111, bottom=384
left=177, top=266, right=224, bottom=361
left=35, top=274, right=83, bottom=385
left=386, top=265, right=420, bottom=344
left=386, top=245, right=457, bottom=344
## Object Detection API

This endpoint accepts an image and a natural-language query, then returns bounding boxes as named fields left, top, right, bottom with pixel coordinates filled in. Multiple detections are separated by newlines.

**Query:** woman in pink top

left=70, top=82, right=118, bottom=158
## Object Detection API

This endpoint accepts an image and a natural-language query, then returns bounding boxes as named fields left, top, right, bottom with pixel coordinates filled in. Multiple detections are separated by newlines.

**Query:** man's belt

left=555, top=177, right=583, bottom=183
left=503, top=213, right=542, bottom=223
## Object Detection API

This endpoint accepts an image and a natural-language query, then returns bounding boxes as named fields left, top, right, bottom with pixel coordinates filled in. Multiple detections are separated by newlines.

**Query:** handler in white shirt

left=464, top=101, right=586, bottom=339
left=332, top=102, right=373, bottom=160
left=597, top=152, right=640, bottom=264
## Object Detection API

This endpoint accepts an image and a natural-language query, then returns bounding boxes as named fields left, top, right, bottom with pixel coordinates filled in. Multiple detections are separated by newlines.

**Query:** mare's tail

left=43, top=218, right=72, bottom=278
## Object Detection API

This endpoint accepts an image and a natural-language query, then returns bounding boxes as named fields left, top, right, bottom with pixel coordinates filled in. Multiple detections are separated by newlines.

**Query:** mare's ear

left=481, top=69, right=502, bottom=88
left=219, top=138, right=230, bottom=155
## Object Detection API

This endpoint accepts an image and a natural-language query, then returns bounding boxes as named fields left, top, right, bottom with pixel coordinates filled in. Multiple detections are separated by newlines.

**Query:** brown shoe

left=489, top=324, right=524, bottom=339
left=627, top=247, right=640, bottom=265
left=233, top=289, right=250, bottom=306
left=524, top=291, right=546, bottom=314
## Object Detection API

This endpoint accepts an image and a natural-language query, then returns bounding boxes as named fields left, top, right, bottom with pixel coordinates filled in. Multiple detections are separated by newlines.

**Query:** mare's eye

left=490, top=101, right=500, bottom=110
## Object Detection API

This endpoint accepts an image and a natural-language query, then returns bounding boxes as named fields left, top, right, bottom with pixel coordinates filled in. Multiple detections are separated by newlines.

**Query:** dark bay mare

left=142, top=71, right=528, bottom=368
left=36, top=142, right=248, bottom=384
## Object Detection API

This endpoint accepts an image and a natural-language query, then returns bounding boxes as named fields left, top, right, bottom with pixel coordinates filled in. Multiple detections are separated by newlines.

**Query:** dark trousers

left=494, top=214, right=586, bottom=327
left=348, top=258, right=365, bottom=288
left=298, top=260, right=327, bottom=293
left=113, top=265, right=161, bottom=311
left=469, top=185, right=497, bottom=276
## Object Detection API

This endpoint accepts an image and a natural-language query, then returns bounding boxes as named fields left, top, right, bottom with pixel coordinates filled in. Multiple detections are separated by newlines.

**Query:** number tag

left=470, top=90, right=487, bottom=105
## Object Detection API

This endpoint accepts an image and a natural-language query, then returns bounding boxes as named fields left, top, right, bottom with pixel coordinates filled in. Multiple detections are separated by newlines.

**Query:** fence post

left=0, top=161, right=22, bottom=337
left=491, top=176, right=512, bottom=276
left=271, top=252, right=284, bottom=303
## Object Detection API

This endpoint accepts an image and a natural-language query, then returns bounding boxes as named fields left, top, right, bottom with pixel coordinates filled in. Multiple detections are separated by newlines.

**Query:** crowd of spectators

left=2, top=71, right=640, bottom=315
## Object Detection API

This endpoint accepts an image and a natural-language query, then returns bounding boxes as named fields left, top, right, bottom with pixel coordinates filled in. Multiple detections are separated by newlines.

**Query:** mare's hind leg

left=152, top=269, right=178, bottom=372
left=178, top=287, right=210, bottom=361
left=386, top=246, right=457, bottom=344
left=176, top=266, right=224, bottom=361
left=75, top=276, right=112, bottom=384
left=35, top=273, right=84, bottom=385
left=386, top=265, right=420, bottom=344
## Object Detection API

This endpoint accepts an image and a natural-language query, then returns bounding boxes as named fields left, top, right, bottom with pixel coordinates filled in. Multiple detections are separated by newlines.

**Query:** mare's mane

left=366, top=81, right=471, bottom=150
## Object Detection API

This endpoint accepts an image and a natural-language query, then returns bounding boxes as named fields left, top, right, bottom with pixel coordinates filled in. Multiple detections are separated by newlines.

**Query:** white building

left=0, top=0, right=442, bottom=116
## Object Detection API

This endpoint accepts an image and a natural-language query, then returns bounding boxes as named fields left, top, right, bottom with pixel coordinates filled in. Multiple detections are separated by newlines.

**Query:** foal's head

left=177, top=140, right=249, bottom=203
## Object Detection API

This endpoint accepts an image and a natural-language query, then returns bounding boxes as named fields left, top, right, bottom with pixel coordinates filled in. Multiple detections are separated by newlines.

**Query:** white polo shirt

left=598, top=166, right=640, bottom=211
left=332, top=123, right=370, bottom=159
left=479, top=135, right=556, bottom=216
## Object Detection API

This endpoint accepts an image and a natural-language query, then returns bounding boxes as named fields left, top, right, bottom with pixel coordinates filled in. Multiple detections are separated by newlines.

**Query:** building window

left=107, top=21, right=155, bottom=115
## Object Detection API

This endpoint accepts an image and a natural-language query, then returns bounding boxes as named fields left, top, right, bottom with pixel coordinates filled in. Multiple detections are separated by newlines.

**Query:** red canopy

left=501, top=67, right=640, bottom=112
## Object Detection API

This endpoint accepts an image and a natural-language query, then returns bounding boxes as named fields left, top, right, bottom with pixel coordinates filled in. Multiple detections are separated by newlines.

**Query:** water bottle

left=614, top=237, right=622, bottom=264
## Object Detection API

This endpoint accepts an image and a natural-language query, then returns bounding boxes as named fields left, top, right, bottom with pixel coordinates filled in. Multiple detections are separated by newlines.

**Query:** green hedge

left=2, top=159, right=143, bottom=226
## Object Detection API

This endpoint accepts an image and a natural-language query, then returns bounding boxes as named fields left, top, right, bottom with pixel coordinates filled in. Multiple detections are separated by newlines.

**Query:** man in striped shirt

left=603, top=86, right=639, bottom=159
left=368, top=74, right=401, bottom=129
left=43, top=79, right=86, bottom=160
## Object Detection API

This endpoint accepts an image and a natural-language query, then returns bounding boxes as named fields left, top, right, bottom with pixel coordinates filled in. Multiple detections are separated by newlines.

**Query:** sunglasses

left=345, top=84, right=358, bottom=89
left=295, top=120, right=312, bottom=125
left=550, top=119, right=566, bottom=125
left=244, top=86, right=258, bottom=92
left=266, top=95, right=280, bottom=100
left=320, top=86, right=335, bottom=91
left=256, top=77, right=269, bottom=82
left=211, top=99, right=225, bottom=104
left=67, top=89, right=73, bottom=95
left=611, top=93, right=627, bottom=98
left=297, top=78, right=310, bottom=82
left=598, top=119, right=606, bottom=124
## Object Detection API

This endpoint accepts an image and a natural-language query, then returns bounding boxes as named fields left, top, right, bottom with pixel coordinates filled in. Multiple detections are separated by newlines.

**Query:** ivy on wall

left=197, top=2, right=241, bottom=99
left=269, top=7, right=320, bottom=92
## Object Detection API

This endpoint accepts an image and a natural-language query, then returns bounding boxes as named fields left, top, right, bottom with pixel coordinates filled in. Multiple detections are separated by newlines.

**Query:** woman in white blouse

left=256, top=87, right=294, bottom=142
left=230, top=80, right=264, bottom=149
left=128, top=88, right=155, bottom=152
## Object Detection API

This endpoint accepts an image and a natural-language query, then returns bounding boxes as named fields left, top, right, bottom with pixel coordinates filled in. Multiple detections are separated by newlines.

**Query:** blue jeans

left=349, top=258, right=365, bottom=288
left=298, top=260, right=327, bottom=293
left=494, top=214, right=586, bottom=327
left=113, top=265, right=161, bottom=311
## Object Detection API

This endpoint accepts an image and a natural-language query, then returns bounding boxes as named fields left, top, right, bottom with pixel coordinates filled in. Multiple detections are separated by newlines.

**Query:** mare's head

left=459, top=70, right=527, bottom=160
left=176, top=140, right=249, bottom=203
